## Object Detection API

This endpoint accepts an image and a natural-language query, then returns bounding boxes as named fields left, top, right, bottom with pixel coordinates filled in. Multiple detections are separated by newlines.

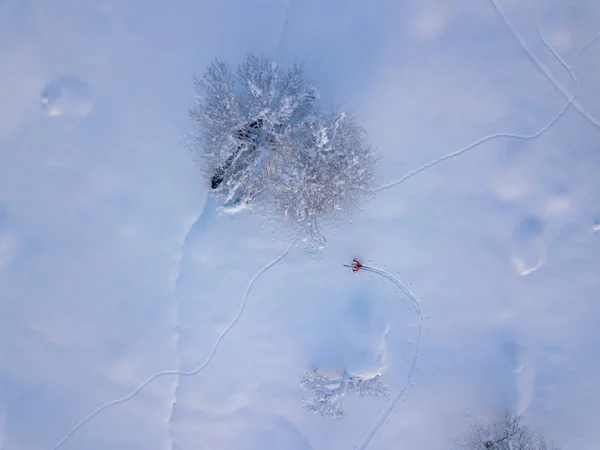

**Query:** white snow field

left=1, top=0, right=599, bottom=449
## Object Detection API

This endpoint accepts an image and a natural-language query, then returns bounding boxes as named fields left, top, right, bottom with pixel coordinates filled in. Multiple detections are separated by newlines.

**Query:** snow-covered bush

left=190, top=54, right=376, bottom=250
left=348, top=372, right=389, bottom=399
left=269, top=109, right=376, bottom=249
left=454, top=410, right=560, bottom=450
left=300, top=369, right=388, bottom=419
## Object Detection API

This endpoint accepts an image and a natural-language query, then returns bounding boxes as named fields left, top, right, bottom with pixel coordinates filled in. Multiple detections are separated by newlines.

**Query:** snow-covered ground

left=1, top=0, right=599, bottom=449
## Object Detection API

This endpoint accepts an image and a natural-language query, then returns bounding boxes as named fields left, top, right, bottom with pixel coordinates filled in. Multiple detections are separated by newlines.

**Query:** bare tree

left=301, top=368, right=389, bottom=419
left=455, top=410, right=560, bottom=450
left=190, top=54, right=376, bottom=250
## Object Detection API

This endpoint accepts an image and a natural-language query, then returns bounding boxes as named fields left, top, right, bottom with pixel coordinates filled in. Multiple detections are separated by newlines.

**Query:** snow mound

left=510, top=216, right=546, bottom=276
left=40, top=75, right=93, bottom=118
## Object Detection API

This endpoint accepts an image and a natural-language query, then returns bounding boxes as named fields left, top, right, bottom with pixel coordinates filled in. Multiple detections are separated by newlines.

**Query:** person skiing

left=352, top=258, right=362, bottom=272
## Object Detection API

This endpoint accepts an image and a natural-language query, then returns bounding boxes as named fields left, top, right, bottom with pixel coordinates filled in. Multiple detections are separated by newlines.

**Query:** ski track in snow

left=354, top=265, right=423, bottom=450
left=489, top=0, right=600, bottom=130
left=51, top=241, right=294, bottom=450
left=572, top=31, right=600, bottom=65
left=376, top=9, right=599, bottom=193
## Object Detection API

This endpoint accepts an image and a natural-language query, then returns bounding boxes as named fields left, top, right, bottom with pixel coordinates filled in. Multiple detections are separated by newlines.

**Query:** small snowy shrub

left=454, top=410, right=560, bottom=450
left=301, top=369, right=388, bottom=419
left=190, top=54, right=376, bottom=250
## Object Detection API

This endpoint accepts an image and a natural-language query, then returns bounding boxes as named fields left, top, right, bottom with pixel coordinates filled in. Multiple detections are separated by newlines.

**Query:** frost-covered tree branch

left=190, top=54, right=376, bottom=251
left=300, top=369, right=389, bottom=419
left=454, top=410, right=560, bottom=450
left=348, top=372, right=390, bottom=399
left=269, top=109, right=376, bottom=249
left=300, top=369, right=350, bottom=419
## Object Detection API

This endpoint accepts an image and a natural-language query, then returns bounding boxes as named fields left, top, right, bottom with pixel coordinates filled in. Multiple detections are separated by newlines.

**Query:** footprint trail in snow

left=352, top=264, right=423, bottom=450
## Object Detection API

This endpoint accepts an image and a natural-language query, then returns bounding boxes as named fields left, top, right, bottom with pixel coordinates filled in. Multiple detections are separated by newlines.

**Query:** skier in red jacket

left=352, top=259, right=363, bottom=272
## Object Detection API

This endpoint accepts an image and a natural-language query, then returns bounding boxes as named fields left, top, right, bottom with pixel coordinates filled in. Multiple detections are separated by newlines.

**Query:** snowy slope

left=1, top=0, right=599, bottom=449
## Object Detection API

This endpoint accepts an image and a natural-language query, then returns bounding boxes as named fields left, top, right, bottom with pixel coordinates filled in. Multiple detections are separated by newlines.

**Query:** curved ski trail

left=355, top=265, right=423, bottom=450
left=489, top=0, right=600, bottom=130
left=376, top=11, right=599, bottom=193
left=52, top=244, right=293, bottom=450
